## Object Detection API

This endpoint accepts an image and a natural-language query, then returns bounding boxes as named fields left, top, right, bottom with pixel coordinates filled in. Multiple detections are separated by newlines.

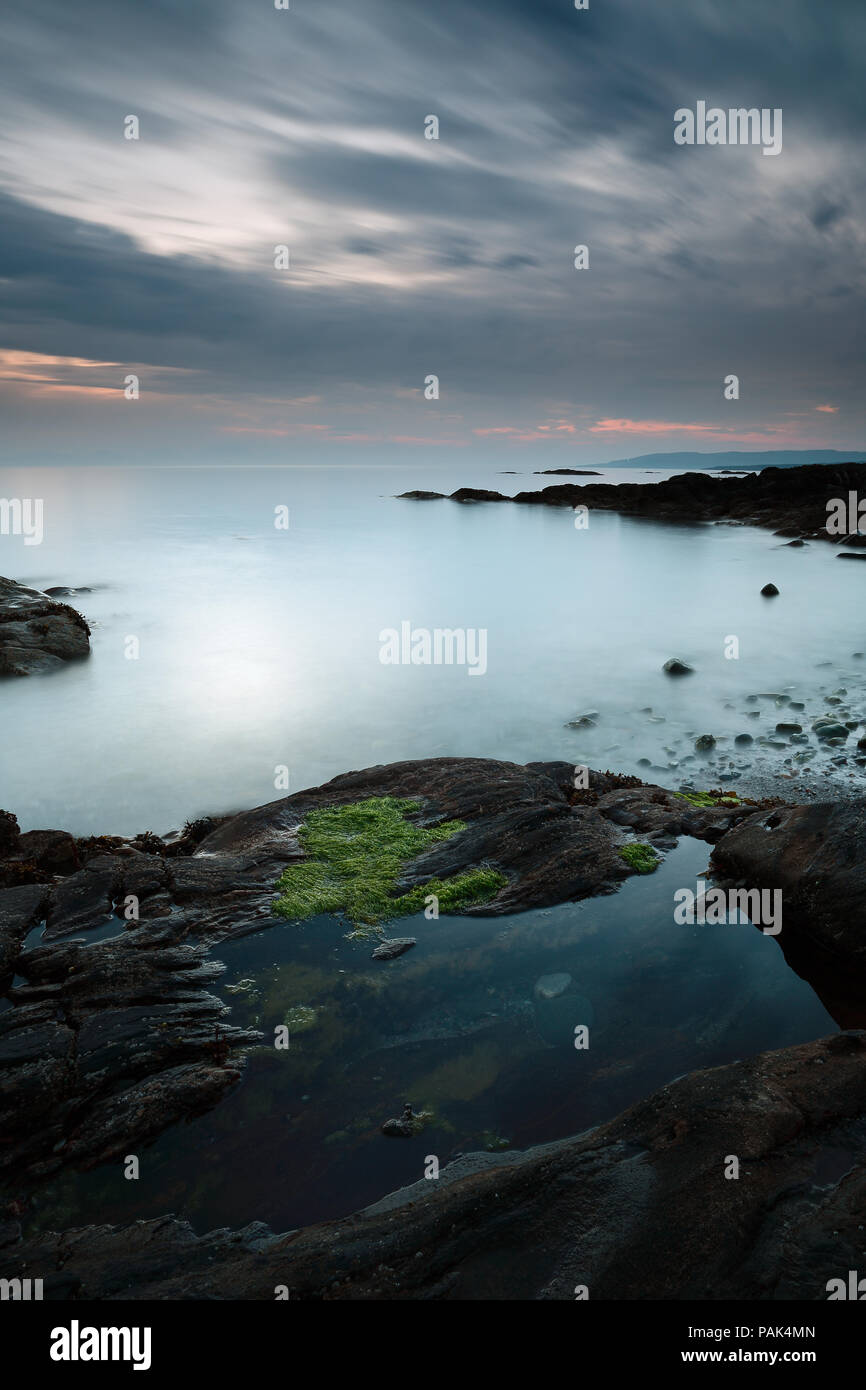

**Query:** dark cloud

left=0, top=0, right=863, bottom=449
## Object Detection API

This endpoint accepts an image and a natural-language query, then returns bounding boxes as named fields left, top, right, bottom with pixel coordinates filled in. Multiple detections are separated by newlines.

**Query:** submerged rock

left=381, top=1103, right=429, bottom=1138
left=533, top=972, right=573, bottom=1000
left=371, top=937, right=417, bottom=961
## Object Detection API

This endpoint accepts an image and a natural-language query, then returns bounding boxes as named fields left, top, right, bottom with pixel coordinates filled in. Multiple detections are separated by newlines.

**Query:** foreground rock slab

left=5, top=1033, right=866, bottom=1300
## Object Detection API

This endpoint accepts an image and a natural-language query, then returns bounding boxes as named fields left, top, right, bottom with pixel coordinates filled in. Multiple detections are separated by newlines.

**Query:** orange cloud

left=590, top=418, right=722, bottom=435
left=0, top=349, right=194, bottom=399
left=815, top=404, right=839, bottom=413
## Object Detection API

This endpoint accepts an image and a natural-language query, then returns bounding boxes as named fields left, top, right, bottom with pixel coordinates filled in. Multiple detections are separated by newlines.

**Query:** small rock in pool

left=695, top=734, right=716, bottom=752
left=663, top=658, right=694, bottom=676
left=381, top=1102, right=429, bottom=1138
left=734, top=733, right=754, bottom=746
left=534, top=972, right=573, bottom=1000
left=371, top=937, right=417, bottom=961
left=761, top=583, right=780, bottom=596
left=776, top=723, right=803, bottom=735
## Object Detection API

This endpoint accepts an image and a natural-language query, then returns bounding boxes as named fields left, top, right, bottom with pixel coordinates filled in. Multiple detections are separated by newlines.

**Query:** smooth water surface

left=2, top=462, right=865, bottom=835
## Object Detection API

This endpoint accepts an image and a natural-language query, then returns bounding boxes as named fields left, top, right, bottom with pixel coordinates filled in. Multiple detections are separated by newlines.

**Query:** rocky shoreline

left=2, top=756, right=865, bottom=1299
left=397, top=459, right=866, bottom=546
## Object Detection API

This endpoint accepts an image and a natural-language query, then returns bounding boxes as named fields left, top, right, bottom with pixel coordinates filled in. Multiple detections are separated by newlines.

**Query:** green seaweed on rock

left=618, top=842, right=660, bottom=874
left=272, top=795, right=506, bottom=932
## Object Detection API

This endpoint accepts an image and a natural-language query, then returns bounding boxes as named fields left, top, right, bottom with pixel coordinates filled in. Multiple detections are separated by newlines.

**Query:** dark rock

left=399, top=462, right=866, bottom=549
left=0, top=576, right=90, bottom=676
left=16, top=830, right=79, bottom=876
left=663, top=658, right=693, bottom=676
left=813, top=721, right=849, bottom=741
left=761, top=582, right=780, bottom=596
left=0, top=811, right=20, bottom=858
left=694, top=734, right=716, bottom=752
left=711, top=800, right=866, bottom=971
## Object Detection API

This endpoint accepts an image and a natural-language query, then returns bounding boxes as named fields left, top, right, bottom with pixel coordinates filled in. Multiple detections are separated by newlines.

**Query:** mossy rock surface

left=273, top=796, right=506, bottom=931
left=618, top=843, right=659, bottom=874
left=676, top=790, right=741, bottom=808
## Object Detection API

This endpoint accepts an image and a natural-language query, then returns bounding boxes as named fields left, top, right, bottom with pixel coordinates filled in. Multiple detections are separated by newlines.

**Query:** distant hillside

left=604, top=449, right=866, bottom=471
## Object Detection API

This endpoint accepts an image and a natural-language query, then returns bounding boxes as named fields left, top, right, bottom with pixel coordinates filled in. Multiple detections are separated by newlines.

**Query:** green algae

left=272, top=796, right=506, bottom=931
left=618, top=842, right=659, bottom=874
left=676, top=790, right=741, bottom=808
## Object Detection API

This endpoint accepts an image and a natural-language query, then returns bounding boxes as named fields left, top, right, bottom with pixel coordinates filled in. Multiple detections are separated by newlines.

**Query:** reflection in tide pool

left=28, top=839, right=834, bottom=1237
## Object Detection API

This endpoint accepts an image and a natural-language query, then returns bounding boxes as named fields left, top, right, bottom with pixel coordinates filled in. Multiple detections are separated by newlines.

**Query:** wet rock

left=0, top=576, right=90, bottom=676
left=694, top=735, right=716, bottom=752
left=734, top=733, right=754, bottom=747
left=776, top=723, right=803, bottom=735
left=761, top=582, right=780, bottom=596
left=663, top=658, right=693, bottom=676
left=813, top=720, right=849, bottom=741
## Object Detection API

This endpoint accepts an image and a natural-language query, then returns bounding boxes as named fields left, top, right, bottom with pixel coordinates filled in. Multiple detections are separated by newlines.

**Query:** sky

left=1, top=0, right=864, bottom=466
